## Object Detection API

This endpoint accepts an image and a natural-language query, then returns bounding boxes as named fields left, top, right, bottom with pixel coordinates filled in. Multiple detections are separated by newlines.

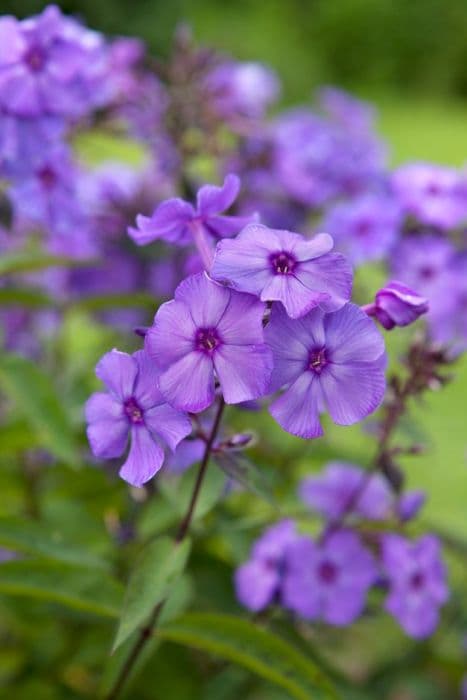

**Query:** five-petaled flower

left=211, top=223, right=352, bottom=319
left=265, top=302, right=386, bottom=438
left=85, top=349, right=192, bottom=487
left=146, top=272, right=273, bottom=413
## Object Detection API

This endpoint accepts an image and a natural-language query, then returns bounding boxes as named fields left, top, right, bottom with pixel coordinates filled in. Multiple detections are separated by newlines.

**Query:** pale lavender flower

left=397, top=491, right=426, bottom=522
left=283, top=530, right=377, bottom=625
left=364, top=280, right=429, bottom=330
left=321, top=193, right=401, bottom=265
left=265, top=303, right=386, bottom=438
left=382, top=534, right=449, bottom=638
left=391, top=163, right=466, bottom=230
left=211, top=223, right=352, bottom=319
left=300, top=462, right=393, bottom=521
left=85, top=349, right=191, bottom=487
left=235, top=520, right=298, bottom=612
left=145, top=272, right=273, bottom=412
left=128, top=174, right=253, bottom=268
left=206, top=61, right=280, bottom=121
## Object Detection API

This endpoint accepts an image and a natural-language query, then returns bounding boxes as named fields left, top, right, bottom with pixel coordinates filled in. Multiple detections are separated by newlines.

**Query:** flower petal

left=144, top=403, right=192, bottom=451
left=320, top=360, right=386, bottom=426
left=196, top=174, right=240, bottom=216
left=324, top=302, right=385, bottom=363
left=128, top=198, right=194, bottom=246
left=158, top=352, right=215, bottom=413
left=119, top=426, right=164, bottom=487
left=146, top=300, right=196, bottom=370
left=214, top=343, right=273, bottom=404
left=174, top=273, right=231, bottom=328
left=269, top=372, right=324, bottom=438
left=95, top=349, right=137, bottom=400
left=296, top=252, right=353, bottom=313
left=85, top=392, right=128, bottom=459
left=217, top=291, right=266, bottom=345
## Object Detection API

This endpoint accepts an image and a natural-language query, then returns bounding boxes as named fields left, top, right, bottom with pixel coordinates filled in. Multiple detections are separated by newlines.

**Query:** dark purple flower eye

left=24, top=45, right=46, bottom=72
left=195, top=328, right=222, bottom=353
left=317, top=559, right=338, bottom=584
left=123, top=397, right=144, bottom=424
left=269, top=251, right=296, bottom=275
left=308, top=347, right=328, bottom=374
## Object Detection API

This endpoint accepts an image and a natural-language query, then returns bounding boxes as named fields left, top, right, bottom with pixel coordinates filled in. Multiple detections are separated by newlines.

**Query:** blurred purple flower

left=321, top=193, right=401, bottom=265
left=300, top=462, right=393, bottom=521
left=211, top=223, right=352, bottom=319
left=382, top=534, right=449, bottom=638
left=364, top=280, right=429, bottom=330
left=318, top=86, right=376, bottom=133
left=397, top=491, right=426, bottom=522
left=235, top=519, right=298, bottom=612
left=283, top=530, right=377, bottom=625
left=128, top=174, right=253, bottom=268
left=391, top=163, right=466, bottom=230
left=85, top=349, right=191, bottom=487
left=206, top=61, right=280, bottom=121
left=146, top=272, right=273, bottom=412
left=265, top=303, right=386, bottom=438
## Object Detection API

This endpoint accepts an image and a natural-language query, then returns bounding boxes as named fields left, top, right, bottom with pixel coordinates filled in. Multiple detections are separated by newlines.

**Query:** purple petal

left=214, top=343, right=273, bottom=404
left=296, top=252, right=353, bottom=313
left=174, top=273, right=231, bottom=328
left=269, top=372, right=324, bottom=438
left=95, top=349, right=137, bottom=400
left=128, top=199, right=194, bottom=246
left=216, top=291, right=266, bottom=345
left=145, top=300, right=196, bottom=370
left=119, top=426, right=164, bottom=487
left=207, top=213, right=256, bottom=238
left=324, top=303, right=386, bottom=363
left=292, top=232, right=335, bottom=260
left=262, top=274, right=325, bottom=319
left=144, top=403, right=192, bottom=451
left=235, top=559, right=279, bottom=612
left=211, top=225, right=274, bottom=293
left=196, top=174, right=240, bottom=216
left=132, top=349, right=165, bottom=409
left=158, top=352, right=215, bottom=413
left=320, top=360, right=386, bottom=426
left=85, top=392, right=128, bottom=459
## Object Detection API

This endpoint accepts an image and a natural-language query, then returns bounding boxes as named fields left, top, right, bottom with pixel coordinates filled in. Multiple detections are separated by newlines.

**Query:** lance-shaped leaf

left=0, top=559, right=123, bottom=617
left=113, top=537, right=191, bottom=651
left=214, top=450, right=277, bottom=506
left=0, top=251, right=94, bottom=276
left=158, top=612, right=339, bottom=700
left=0, top=354, right=79, bottom=466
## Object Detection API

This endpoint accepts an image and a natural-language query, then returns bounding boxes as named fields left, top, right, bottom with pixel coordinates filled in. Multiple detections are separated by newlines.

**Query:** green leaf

left=0, top=517, right=110, bottom=571
left=0, top=287, right=54, bottom=307
left=113, top=537, right=191, bottom=651
left=0, top=354, right=79, bottom=466
left=159, top=464, right=226, bottom=521
left=73, top=292, right=158, bottom=312
left=0, top=251, right=94, bottom=276
left=0, top=559, right=123, bottom=617
left=159, top=613, right=338, bottom=700
left=214, top=451, right=277, bottom=506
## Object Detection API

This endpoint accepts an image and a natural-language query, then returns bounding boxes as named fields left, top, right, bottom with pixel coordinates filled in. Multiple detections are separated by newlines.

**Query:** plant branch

left=105, top=397, right=225, bottom=700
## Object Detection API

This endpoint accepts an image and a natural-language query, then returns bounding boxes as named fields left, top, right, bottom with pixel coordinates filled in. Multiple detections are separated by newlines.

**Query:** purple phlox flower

left=382, top=534, right=449, bottom=639
left=318, top=86, right=376, bottom=133
left=128, top=174, right=255, bottom=268
left=145, top=272, right=273, bottom=413
left=321, top=193, right=402, bottom=265
left=390, top=234, right=454, bottom=301
left=272, top=109, right=386, bottom=208
left=265, top=302, right=386, bottom=438
left=363, top=280, right=429, bottom=330
left=397, top=490, right=426, bottom=522
left=205, top=61, right=280, bottom=121
left=0, top=110, right=64, bottom=176
left=85, top=349, right=192, bottom=487
left=391, top=163, right=466, bottom=230
left=0, top=5, right=106, bottom=119
left=235, top=519, right=298, bottom=612
left=211, top=223, right=352, bottom=319
left=300, top=462, right=393, bottom=521
left=283, top=529, right=377, bottom=625
left=427, top=254, right=467, bottom=352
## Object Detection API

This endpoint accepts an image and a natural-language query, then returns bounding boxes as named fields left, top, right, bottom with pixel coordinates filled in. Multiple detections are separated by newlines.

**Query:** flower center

left=195, top=327, right=221, bottom=354
left=356, top=218, right=372, bottom=237
left=270, top=251, right=296, bottom=275
left=37, top=166, right=57, bottom=190
left=317, top=560, right=338, bottom=584
left=308, top=347, right=328, bottom=374
left=409, top=571, right=425, bottom=590
left=24, top=46, right=46, bottom=72
left=419, top=265, right=435, bottom=281
left=123, top=397, right=144, bottom=425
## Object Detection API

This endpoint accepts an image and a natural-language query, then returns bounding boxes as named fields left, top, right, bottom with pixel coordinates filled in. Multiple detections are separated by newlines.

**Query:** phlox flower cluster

left=236, top=463, right=448, bottom=638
